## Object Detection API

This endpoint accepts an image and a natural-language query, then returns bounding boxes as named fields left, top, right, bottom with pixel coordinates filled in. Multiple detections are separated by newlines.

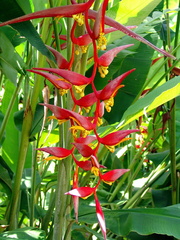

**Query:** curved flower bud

left=72, top=143, right=94, bottom=158
left=71, top=27, right=118, bottom=47
left=46, top=45, right=69, bottom=69
left=92, top=0, right=108, bottom=39
left=98, top=44, right=134, bottom=67
left=73, top=92, right=98, bottom=111
left=37, top=147, right=72, bottom=161
left=100, top=169, right=129, bottom=185
left=33, top=68, right=92, bottom=86
left=65, top=186, right=96, bottom=198
left=94, top=193, right=106, bottom=240
left=97, top=129, right=139, bottom=152
left=72, top=155, right=105, bottom=171
left=41, top=103, right=95, bottom=131
left=73, top=157, right=93, bottom=171
left=28, top=69, right=72, bottom=92
left=88, top=9, right=176, bottom=60
left=97, top=69, right=135, bottom=112
left=75, top=135, right=97, bottom=144
left=0, top=0, right=95, bottom=27
left=98, top=44, right=134, bottom=78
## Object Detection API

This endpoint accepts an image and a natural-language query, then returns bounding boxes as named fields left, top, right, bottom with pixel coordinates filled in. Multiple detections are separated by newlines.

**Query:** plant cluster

left=0, top=0, right=180, bottom=240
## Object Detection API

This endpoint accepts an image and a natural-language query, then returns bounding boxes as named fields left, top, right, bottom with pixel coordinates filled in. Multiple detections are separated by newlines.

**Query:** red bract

left=92, top=0, right=109, bottom=39
left=75, top=135, right=97, bottom=145
left=33, top=68, right=92, bottom=86
left=46, top=45, right=69, bottom=69
left=28, top=70, right=72, bottom=91
left=94, top=193, right=106, bottom=240
left=98, top=69, right=135, bottom=100
left=41, top=103, right=95, bottom=131
left=97, top=129, right=139, bottom=152
left=100, top=169, right=129, bottom=184
left=72, top=143, right=95, bottom=158
left=88, top=9, right=176, bottom=60
left=72, top=92, right=98, bottom=109
left=71, top=27, right=118, bottom=47
left=98, top=44, right=134, bottom=67
left=72, top=166, right=79, bottom=222
left=65, top=186, right=96, bottom=198
left=97, top=44, right=134, bottom=78
left=37, top=147, right=72, bottom=161
left=73, top=157, right=93, bottom=171
left=0, top=0, right=95, bottom=27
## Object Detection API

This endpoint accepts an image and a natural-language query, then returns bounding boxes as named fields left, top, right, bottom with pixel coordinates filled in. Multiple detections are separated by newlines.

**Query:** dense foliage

left=0, top=0, right=180, bottom=239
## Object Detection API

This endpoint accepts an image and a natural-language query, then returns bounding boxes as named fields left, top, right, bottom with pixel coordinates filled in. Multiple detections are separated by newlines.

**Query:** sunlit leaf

left=118, top=76, right=180, bottom=128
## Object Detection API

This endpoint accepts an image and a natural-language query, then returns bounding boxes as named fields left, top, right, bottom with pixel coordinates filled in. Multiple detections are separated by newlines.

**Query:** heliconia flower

left=46, top=45, right=69, bottom=69
left=92, top=0, right=109, bottom=39
left=0, top=0, right=95, bottom=27
left=97, top=44, right=134, bottom=78
left=72, top=92, right=98, bottom=112
left=97, top=129, right=139, bottom=152
left=72, top=143, right=95, bottom=158
left=75, top=135, right=97, bottom=145
left=88, top=9, right=176, bottom=60
left=37, top=147, right=73, bottom=161
left=65, top=186, right=96, bottom=198
left=94, top=193, right=106, bottom=240
left=33, top=68, right=92, bottom=86
left=27, top=69, right=72, bottom=94
left=97, top=69, right=135, bottom=112
left=72, top=154, right=106, bottom=171
left=100, top=169, right=129, bottom=185
left=71, top=27, right=118, bottom=47
left=73, top=156, right=93, bottom=171
left=41, top=103, right=95, bottom=131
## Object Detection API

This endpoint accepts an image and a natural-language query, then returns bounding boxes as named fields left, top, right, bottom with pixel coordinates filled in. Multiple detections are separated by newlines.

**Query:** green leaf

left=118, top=76, right=180, bottom=128
left=0, top=31, right=25, bottom=85
left=0, top=0, right=53, bottom=60
left=1, top=81, right=32, bottom=172
left=106, top=33, right=157, bottom=123
left=0, top=26, right=25, bottom=47
left=1, top=81, right=20, bottom=172
left=107, top=0, right=162, bottom=43
left=78, top=204, right=180, bottom=238
left=0, top=227, right=46, bottom=240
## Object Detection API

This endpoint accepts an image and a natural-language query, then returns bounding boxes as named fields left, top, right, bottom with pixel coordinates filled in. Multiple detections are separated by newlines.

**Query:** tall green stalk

left=165, top=0, right=178, bottom=205
left=0, top=74, right=24, bottom=142
left=51, top=1, right=73, bottom=239
left=8, top=97, right=33, bottom=229
left=168, top=102, right=177, bottom=204
left=7, top=16, right=52, bottom=229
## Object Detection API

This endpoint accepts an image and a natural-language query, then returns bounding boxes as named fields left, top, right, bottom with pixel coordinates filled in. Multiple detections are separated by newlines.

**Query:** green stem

left=53, top=159, right=71, bottom=240
left=122, top=162, right=170, bottom=209
left=0, top=74, right=24, bottom=142
left=49, top=0, right=61, bottom=53
left=29, top=141, right=38, bottom=226
left=108, top=134, right=153, bottom=203
left=168, top=100, right=177, bottom=204
left=174, top=0, right=180, bottom=53
left=42, top=190, right=56, bottom=233
left=52, top=2, right=73, bottom=238
left=8, top=15, right=52, bottom=229
left=8, top=98, right=33, bottom=229
left=123, top=133, right=160, bottom=199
